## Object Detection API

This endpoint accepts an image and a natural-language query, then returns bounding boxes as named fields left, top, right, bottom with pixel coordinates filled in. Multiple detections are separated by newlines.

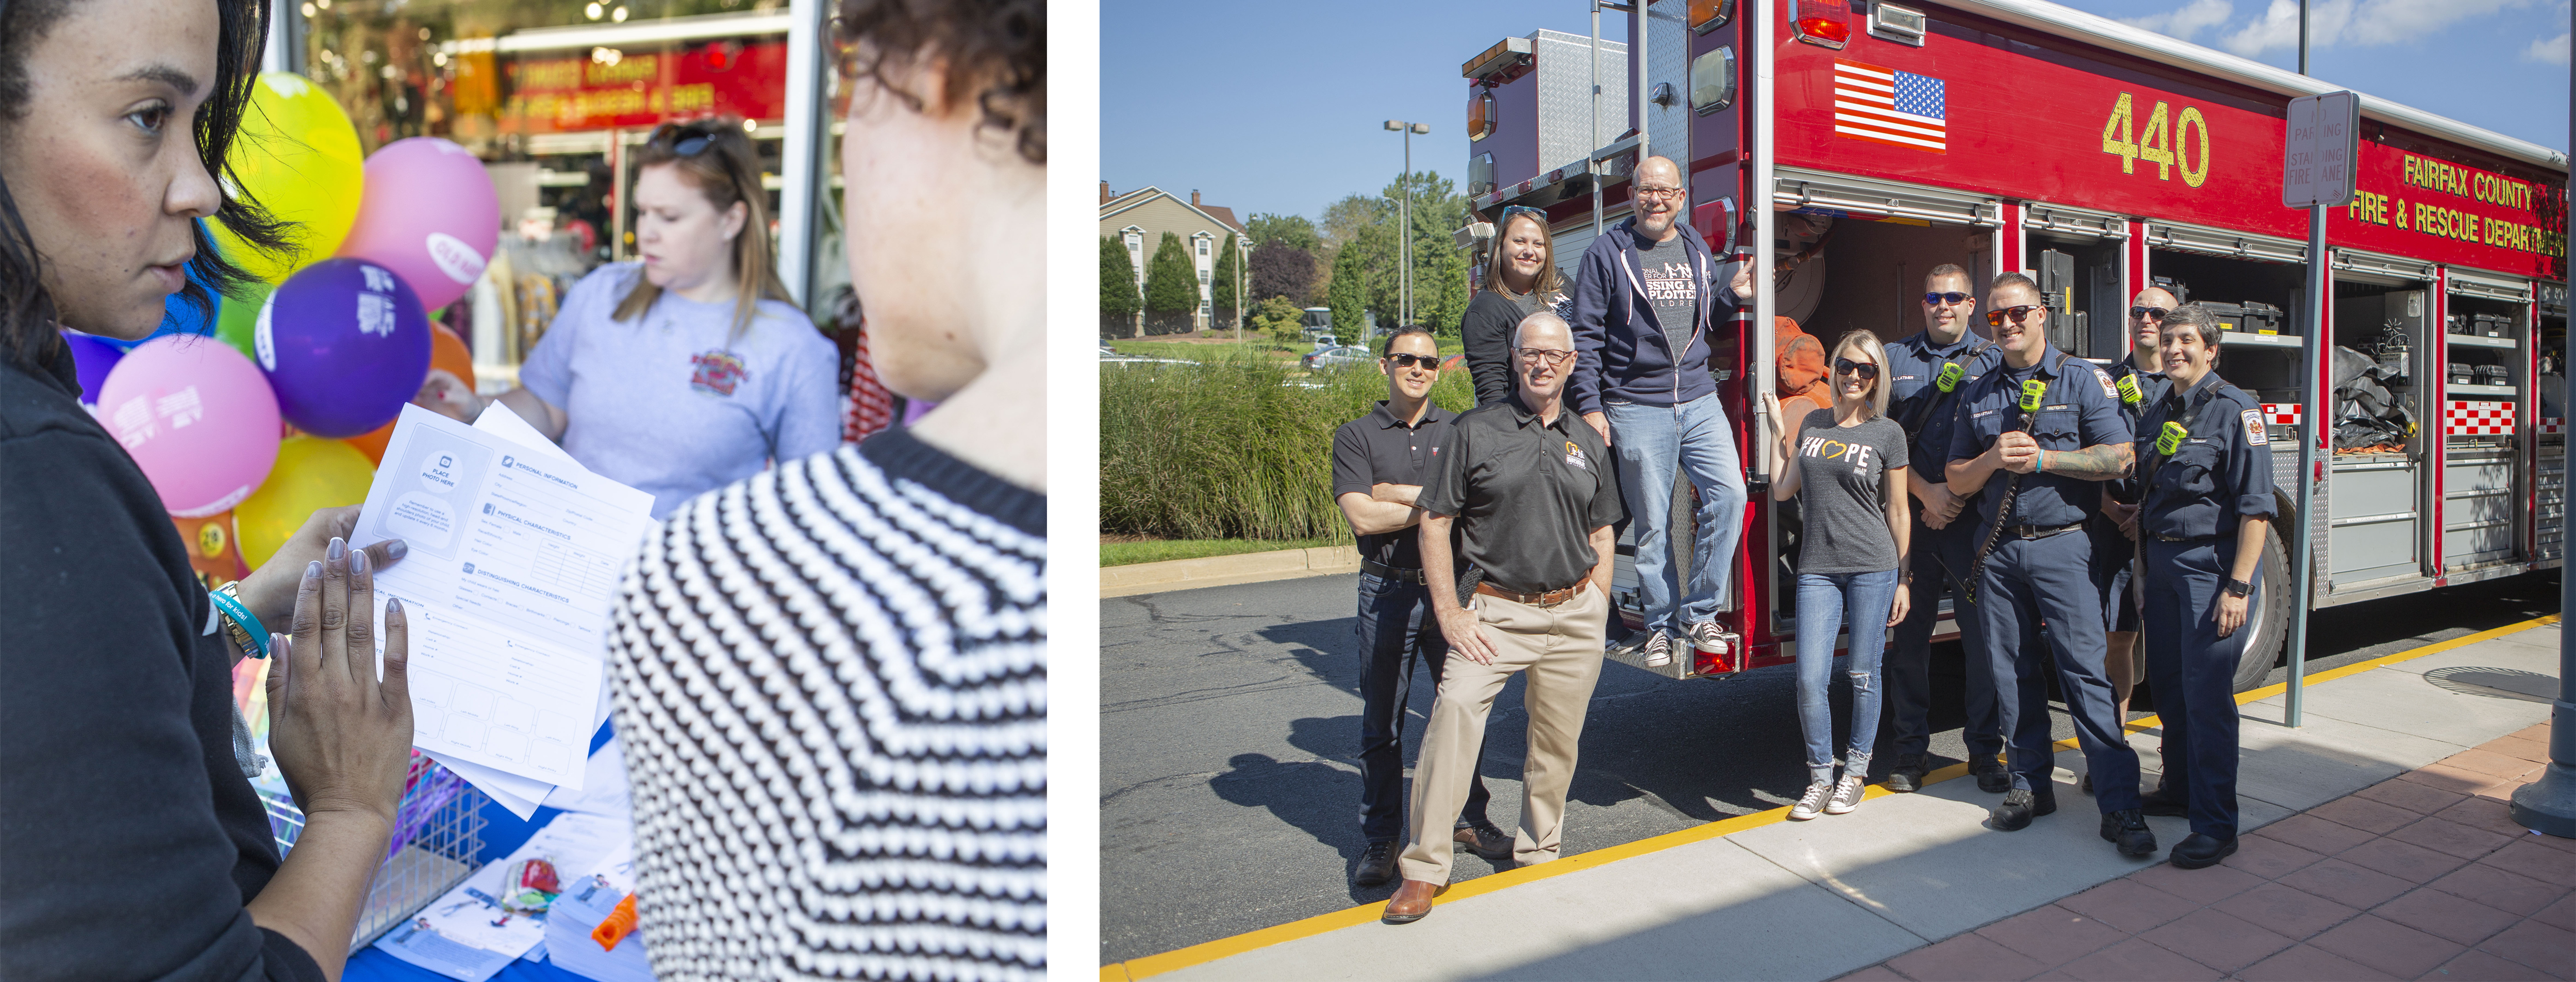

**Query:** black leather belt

left=2002, top=522, right=2087, bottom=540
left=1361, top=559, right=1427, bottom=584
left=2152, top=532, right=2231, bottom=543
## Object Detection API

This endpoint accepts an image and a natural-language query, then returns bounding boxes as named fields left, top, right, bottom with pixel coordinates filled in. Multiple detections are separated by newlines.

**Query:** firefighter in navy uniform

left=1881, top=264, right=2007, bottom=794
left=2130, top=304, right=2276, bottom=870
left=2086, top=287, right=2178, bottom=799
left=1944, top=273, right=2155, bottom=857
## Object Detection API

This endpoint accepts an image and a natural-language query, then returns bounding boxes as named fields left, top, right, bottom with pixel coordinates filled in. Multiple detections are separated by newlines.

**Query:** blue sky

left=1101, top=0, right=2570, bottom=226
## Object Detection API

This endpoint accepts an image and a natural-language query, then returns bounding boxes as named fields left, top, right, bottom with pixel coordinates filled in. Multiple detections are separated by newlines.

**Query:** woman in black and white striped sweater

left=603, top=2, right=1048, bottom=978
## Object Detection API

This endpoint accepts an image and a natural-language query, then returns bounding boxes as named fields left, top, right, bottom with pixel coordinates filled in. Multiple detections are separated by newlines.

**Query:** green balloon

left=215, top=280, right=273, bottom=363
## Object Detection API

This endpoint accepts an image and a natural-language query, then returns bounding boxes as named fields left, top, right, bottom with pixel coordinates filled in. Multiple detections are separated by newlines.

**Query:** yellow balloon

left=236, top=436, right=375, bottom=568
left=211, top=72, right=365, bottom=284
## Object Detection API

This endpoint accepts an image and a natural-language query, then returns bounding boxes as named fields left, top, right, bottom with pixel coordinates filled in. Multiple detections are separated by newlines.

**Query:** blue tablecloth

left=345, top=722, right=624, bottom=982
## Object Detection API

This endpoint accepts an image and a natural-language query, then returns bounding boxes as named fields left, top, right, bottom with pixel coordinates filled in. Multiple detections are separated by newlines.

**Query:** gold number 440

left=2102, top=93, right=2211, bottom=188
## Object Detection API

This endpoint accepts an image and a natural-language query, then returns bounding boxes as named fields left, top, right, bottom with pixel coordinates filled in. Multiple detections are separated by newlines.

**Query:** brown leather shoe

left=1381, top=879, right=1444, bottom=924
left=1454, top=823, right=1513, bottom=862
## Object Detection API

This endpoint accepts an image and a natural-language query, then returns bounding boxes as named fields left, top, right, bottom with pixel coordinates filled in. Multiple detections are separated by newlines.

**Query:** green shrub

left=1101, top=235, right=1141, bottom=319
left=1101, top=359, right=1475, bottom=541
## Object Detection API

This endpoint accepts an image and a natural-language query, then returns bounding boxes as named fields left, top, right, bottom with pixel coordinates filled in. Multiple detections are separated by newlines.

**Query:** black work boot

left=1353, top=840, right=1398, bottom=887
left=1989, top=785, right=2056, bottom=830
left=2139, top=785, right=2188, bottom=817
left=1972, top=755, right=2011, bottom=793
left=2101, top=808, right=2157, bottom=857
left=2170, top=833, right=2238, bottom=869
left=1884, top=754, right=1929, bottom=793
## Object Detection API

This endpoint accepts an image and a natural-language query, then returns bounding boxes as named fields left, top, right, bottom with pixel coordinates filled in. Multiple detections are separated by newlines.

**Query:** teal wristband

left=208, top=585, right=269, bottom=659
left=2035, top=450, right=2047, bottom=474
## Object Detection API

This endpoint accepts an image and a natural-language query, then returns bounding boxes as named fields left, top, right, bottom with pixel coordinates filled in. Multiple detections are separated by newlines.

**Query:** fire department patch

left=2092, top=367, right=2116, bottom=399
left=689, top=350, right=749, bottom=397
left=2242, top=409, right=2266, bottom=445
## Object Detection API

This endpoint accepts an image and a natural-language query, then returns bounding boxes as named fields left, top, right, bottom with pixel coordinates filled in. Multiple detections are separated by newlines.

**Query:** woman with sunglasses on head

left=600, top=2, right=1044, bottom=979
left=1, top=0, right=418, bottom=976
left=1757, top=331, right=1911, bottom=820
left=1461, top=205, right=1570, bottom=406
left=415, top=116, right=840, bottom=521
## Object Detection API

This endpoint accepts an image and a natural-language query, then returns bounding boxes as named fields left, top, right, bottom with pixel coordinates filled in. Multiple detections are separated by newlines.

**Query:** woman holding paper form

left=601, top=1, right=1046, bottom=978
left=411, top=116, right=841, bottom=520
left=0, top=0, right=421, bottom=975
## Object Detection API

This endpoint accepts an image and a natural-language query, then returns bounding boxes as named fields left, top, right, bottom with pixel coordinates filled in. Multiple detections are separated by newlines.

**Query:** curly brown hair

left=835, top=0, right=1044, bottom=165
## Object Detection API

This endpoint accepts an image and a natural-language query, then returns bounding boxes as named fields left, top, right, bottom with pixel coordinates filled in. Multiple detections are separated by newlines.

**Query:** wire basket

left=260, top=753, right=487, bottom=953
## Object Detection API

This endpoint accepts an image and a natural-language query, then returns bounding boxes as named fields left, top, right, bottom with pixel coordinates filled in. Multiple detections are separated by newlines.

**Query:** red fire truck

left=1458, top=0, right=2568, bottom=691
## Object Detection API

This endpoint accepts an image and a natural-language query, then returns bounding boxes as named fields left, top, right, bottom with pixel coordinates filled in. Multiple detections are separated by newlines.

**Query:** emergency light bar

left=1462, top=36, right=1535, bottom=82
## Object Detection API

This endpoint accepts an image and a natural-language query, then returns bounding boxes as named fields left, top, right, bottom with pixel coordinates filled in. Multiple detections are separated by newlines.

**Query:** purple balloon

left=255, top=257, right=433, bottom=437
left=60, top=331, right=125, bottom=405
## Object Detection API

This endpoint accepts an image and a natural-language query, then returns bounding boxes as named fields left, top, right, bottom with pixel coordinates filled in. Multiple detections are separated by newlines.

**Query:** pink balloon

left=336, top=137, right=499, bottom=310
left=96, top=337, right=281, bottom=517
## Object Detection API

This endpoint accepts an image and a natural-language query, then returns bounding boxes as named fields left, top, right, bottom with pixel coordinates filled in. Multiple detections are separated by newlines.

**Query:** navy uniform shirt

left=1418, top=396, right=1626, bottom=594
left=2134, top=372, right=2277, bottom=541
left=1944, top=347, right=2135, bottom=531
left=2103, top=358, right=2170, bottom=503
left=1330, top=401, right=1456, bottom=569
left=1886, top=331, right=2001, bottom=476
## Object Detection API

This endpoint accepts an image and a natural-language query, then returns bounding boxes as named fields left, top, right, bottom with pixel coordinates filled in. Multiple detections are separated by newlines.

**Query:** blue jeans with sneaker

left=1794, top=569, right=1898, bottom=786
left=1604, top=392, right=1748, bottom=637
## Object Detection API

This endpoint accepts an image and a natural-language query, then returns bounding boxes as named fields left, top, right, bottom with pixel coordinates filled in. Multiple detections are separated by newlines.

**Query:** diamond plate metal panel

left=1643, top=0, right=1691, bottom=168
left=1534, top=30, right=1627, bottom=175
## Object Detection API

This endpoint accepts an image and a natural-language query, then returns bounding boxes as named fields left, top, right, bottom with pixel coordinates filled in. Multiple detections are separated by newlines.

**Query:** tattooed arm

left=2037, top=442, right=2134, bottom=481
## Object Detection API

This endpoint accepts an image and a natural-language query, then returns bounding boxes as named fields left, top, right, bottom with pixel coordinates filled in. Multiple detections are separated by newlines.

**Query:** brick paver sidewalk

left=1843, top=724, right=2575, bottom=981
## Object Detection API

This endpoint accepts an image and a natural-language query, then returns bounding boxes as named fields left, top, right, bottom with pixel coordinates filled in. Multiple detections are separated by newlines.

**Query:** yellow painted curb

left=1101, top=612, right=2560, bottom=979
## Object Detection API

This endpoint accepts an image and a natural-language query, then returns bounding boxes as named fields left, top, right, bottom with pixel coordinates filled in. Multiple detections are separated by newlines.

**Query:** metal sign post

left=2280, top=90, right=2357, bottom=728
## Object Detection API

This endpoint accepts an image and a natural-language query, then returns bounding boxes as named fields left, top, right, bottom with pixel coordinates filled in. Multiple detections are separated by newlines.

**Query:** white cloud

left=2121, top=0, right=2236, bottom=41
left=2219, top=0, right=2354, bottom=56
left=2216, top=0, right=2534, bottom=54
left=2528, top=31, right=2572, bottom=62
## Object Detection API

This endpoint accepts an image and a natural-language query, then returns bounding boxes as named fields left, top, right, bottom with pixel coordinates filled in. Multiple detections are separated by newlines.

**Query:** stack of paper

left=374, top=812, right=630, bottom=981
left=351, top=404, right=658, bottom=819
left=543, top=842, right=654, bottom=982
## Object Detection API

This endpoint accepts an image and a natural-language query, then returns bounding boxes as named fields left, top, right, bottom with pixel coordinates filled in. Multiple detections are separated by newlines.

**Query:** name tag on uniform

left=1564, top=440, right=1590, bottom=470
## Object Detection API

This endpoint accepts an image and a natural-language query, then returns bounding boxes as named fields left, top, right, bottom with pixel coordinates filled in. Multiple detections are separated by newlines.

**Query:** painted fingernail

left=327, top=537, right=346, bottom=561
left=352, top=548, right=368, bottom=575
left=389, top=596, right=402, bottom=614
left=386, top=540, right=408, bottom=560
left=305, top=560, right=323, bottom=580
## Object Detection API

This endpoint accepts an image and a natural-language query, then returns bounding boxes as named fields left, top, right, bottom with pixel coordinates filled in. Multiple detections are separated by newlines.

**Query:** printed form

left=353, top=405, right=656, bottom=789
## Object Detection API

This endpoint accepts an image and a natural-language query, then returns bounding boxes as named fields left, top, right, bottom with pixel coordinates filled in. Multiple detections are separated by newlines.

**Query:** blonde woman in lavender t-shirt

left=1758, top=330, right=1913, bottom=821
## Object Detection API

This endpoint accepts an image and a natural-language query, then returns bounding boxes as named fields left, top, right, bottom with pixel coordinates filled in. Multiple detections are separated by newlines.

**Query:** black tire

left=2229, top=523, right=2295, bottom=693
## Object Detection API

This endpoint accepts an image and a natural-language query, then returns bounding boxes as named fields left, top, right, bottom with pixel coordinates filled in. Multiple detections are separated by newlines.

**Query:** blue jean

left=1884, top=517, right=2003, bottom=761
left=1355, top=572, right=1491, bottom=842
left=1604, top=393, right=1748, bottom=633
left=1796, top=569, right=1898, bottom=785
left=1975, top=529, right=2142, bottom=813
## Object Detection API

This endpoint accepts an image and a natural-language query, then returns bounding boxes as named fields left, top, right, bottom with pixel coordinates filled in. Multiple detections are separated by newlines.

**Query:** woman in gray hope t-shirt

left=1758, top=330, right=1913, bottom=821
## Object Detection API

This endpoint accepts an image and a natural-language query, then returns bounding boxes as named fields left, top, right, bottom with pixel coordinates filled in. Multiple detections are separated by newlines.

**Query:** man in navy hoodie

left=1568, top=155, right=1754, bottom=667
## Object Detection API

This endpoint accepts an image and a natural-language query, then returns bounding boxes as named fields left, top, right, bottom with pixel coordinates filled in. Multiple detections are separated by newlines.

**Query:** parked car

left=1100, top=343, right=1195, bottom=368
left=1301, top=345, right=1373, bottom=371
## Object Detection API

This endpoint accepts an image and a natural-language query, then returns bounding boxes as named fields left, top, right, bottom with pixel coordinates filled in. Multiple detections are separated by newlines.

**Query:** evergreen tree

left=1211, top=233, right=1241, bottom=330
left=1100, top=235, right=1141, bottom=321
left=1328, top=225, right=1385, bottom=341
left=1142, top=232, right=1198, bottom=334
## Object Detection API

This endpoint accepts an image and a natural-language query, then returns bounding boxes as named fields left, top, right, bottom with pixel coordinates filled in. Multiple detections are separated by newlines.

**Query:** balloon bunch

left=75, top=72, right=497, bottom=572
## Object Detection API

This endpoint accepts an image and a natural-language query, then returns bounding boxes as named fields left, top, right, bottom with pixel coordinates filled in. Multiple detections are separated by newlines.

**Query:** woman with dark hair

left=414, top=115, right=841, bottom=520
left=0, top=0, right=416, bottom=977
left=1460, top=205, right=1570, bottom=406
left=601, top=1, right=1045, bottom=978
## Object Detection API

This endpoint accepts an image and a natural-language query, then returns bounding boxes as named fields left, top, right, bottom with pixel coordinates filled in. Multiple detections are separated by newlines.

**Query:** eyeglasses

left=2130, top=306, right=2170, bottom=321
left=1985, top=305, right=2046, bottom=327
left=1384, top=353, right=1439, bottom=369
left=1834, top=358, right=1880, bottom=380
left=1923, top=291, right=1972, bottom=306
left=658, top=119, right=727, bottom=157
left=1516, top=347, right=1577, bottom=366
left=1634, top=186, right=1685, bottom=202
left=1498, top=205, right=1549, bottom=229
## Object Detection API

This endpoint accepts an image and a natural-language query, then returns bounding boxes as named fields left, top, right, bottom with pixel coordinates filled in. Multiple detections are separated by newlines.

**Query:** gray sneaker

left=1640, top=629, right=1674, bottom=667
left=1687, top=621, right=1730, bottom=656
left=1789, top=780, right=1832, bottom=821
left=1824, top=774, right=1867, bottom=814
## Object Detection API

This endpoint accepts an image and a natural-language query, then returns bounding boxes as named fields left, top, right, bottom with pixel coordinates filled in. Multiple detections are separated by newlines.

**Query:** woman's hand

left=2215, top=591, right=2248, bottom=639
left=1887, top=582, right=1910, bottom=627
left=414, top=368, right=483, bottom=423
left=236, top=506, right=407, bottom=632
left=263, top=539, right=414, bottom=828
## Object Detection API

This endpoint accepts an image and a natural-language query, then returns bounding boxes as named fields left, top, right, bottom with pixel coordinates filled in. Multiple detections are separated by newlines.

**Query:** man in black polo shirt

left=1384, top=311, right=1624, bottom=925
left=1329, top=326, right=1509, bottom=888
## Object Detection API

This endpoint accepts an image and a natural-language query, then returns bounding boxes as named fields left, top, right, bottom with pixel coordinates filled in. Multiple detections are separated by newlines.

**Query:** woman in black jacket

left=1461, top=204, right=1570, bottom=406
left=1, top=0, right=414, bottom=977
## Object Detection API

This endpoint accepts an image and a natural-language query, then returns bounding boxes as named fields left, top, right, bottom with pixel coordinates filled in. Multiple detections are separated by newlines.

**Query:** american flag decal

left=1833, top=60, right=1947, bottom=153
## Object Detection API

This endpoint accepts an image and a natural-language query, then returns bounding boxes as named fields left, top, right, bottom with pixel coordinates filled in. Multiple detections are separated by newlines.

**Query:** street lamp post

left=1384, top=120, right=1430, bottom=334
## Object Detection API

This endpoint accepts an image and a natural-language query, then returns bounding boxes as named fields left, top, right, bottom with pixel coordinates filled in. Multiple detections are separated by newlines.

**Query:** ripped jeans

left=1793, top=569, right=1898, bottom=786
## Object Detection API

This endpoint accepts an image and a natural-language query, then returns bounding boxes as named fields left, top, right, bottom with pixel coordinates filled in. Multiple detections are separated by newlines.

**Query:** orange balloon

left=431, top=323, right=475, bottom=391
left=345, top=426, right=391, bottom=465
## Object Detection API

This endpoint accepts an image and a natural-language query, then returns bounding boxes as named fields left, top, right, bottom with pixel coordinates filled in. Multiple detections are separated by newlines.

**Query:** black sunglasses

left=2130, top=306, right=2170, bottom=321
left=661, top=120, right=729, bottom=156
left=1384, top=353, right=1439, bottom=369
left=1833, top=358, right=1879, bottom=380
left=1923, top=291, right=1972, bottom=306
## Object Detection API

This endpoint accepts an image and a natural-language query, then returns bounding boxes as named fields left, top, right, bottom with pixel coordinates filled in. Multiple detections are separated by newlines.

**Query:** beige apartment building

left=1100, top=182, right=1249, bottom=334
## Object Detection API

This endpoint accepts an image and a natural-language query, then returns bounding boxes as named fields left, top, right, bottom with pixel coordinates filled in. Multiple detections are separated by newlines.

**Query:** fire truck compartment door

left=2448, top=270, right=2533, bottom=304
left=2334, top=249, right=2438, bottom=284
left=2145, top=222, right=2309, bottom=265
left=1548, top=208, right=1635, bottom=284
left=2018, top=202, right=2129, bottom=241
left=1771, top=168, right=2001, bottom=227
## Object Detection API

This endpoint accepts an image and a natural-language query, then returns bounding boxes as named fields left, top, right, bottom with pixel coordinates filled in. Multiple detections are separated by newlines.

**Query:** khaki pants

left=1398, top=582, right=1610, bottom=884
